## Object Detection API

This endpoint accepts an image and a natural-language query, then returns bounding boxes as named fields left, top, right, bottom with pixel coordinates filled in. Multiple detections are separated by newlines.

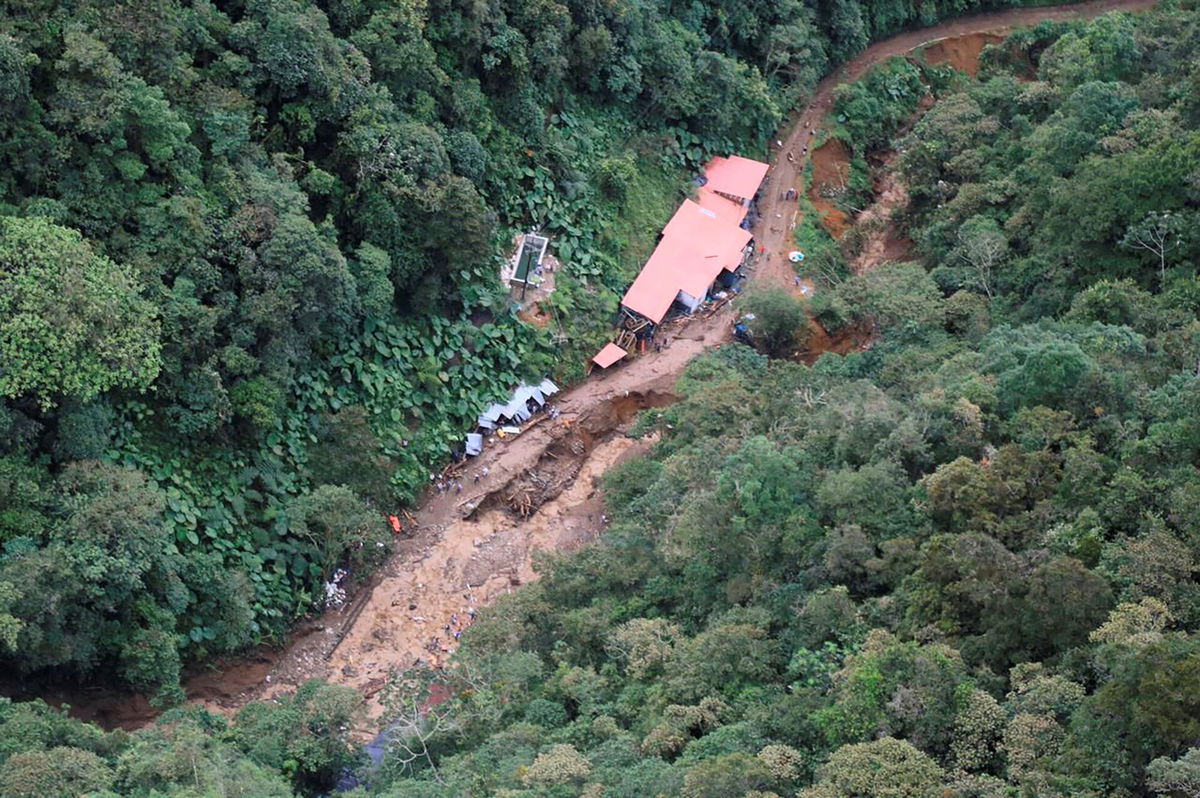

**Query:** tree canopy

left=1, top=2, right=1199, bottom=798
left=0, top=216, right=160, bottom=406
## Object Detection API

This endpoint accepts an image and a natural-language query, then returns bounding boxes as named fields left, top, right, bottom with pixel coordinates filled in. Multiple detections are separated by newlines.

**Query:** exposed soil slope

left=850, top=155, right=916, bottom=273
left=751, top=0, right=1159, bottom=298
left=809, top=138, right=854, bottom=238
left=920, top=31, right=1007, bottom=76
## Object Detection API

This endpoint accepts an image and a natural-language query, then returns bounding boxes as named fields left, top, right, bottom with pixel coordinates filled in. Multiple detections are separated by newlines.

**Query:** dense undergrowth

left=2, top=4, right=1199, bottom=797
left=0, top=0, right=1084, bottom=705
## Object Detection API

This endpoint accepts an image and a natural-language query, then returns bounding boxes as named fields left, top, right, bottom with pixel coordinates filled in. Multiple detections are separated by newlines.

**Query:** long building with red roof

left=618, top=155, right=767, bottom=325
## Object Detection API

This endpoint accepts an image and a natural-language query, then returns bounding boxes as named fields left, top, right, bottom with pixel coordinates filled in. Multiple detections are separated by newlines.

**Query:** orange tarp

left=704, top=155, right=769, bottom=201
left=592, top=343, right=628, bottom=368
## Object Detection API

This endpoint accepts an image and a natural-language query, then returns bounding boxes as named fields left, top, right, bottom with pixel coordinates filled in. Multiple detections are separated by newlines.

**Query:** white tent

left=477, top=402, right=508, bottom=429
left=475, top=378, right=560, bottom=433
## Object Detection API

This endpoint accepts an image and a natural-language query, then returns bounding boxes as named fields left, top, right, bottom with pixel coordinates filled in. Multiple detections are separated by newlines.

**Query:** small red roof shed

left=592, top=343, right=629, bottom=369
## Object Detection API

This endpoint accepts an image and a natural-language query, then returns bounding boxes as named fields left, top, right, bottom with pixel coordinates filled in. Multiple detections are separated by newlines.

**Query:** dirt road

left=53, top=0, right=1158, bottom=732
left=753, top=0, right=1160, bottom=294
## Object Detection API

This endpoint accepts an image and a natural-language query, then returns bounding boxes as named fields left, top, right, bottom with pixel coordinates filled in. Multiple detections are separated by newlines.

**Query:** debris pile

left=323, top=569, right=351, bottom=608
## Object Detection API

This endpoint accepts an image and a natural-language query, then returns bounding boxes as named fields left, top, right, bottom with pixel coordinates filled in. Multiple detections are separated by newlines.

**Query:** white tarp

left=464, top=433, right=483, bottom=456
left=497, top=381, right=553, bottom=424
left=676, top=289, right=703, bottom=313
left=477, top=379, right=559, bottom=430
left=481, top=403, right=506, bottom=421
left=505, top=402, right=533, bottom=422
left=511, top=384, right=542, bottom=408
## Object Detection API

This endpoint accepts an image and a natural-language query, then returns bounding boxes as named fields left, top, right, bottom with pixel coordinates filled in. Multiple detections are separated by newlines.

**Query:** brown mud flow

left=479, top=390, right=677, bottom=519
left=263, top=390, right=675, bottom=732
left=801, top=319, right=877, bottom=365
left=847, top=141, right=924, bottom=273
left=174, top=388, right=681, bottom=730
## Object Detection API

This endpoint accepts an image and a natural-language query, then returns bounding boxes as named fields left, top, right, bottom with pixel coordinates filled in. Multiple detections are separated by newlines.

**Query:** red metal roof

left=696, top=188, right=748, bottom=226
left=704, top=155, right=769, bottom=201
left=619, top=155, right=762, bottom=324
left=620, top=247, right=683, bottom=323
left=592, top=342, right=628, bottom=368
left=621, top=221, right=750, bottom=322
left=662, top=199, right=722, bottom=240
left=676, top=225, right=751, bottom=299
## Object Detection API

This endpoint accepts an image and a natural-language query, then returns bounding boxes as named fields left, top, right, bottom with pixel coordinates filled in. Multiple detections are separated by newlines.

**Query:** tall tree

left=0, top=217, right=160, bottom=407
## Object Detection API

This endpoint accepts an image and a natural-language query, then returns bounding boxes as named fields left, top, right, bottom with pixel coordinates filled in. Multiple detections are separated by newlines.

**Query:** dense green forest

left=4, top=0, right=1200, bottom=797
left=0, top=0, right=1080, bottom=704
left=0, top=0, right=907, bottom=702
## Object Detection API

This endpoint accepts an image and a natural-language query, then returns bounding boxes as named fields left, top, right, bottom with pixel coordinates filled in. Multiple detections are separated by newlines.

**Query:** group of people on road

left=774, top=126, right=822, bottom=207
left=778, top=127, right=819, bottom=165
left=433, top=478, right=463, bottom=495
left=429, top=464, right=494, bottom=496
left=419, top=593, right=481, bottom=668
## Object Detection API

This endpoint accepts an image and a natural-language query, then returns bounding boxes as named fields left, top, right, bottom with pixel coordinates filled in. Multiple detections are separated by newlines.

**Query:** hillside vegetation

left=0, top=0, right=1032, bottom=703
left=370, top=10, right=1200, bottom=795
left=3, top=2, right=1200, bottom=798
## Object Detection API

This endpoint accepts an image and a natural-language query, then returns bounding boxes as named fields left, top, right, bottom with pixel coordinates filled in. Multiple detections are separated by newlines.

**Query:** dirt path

left=753, top=0, right=1159, bottom=296
left=184, top=309, right=736, bottom=726
left=48, top=0, right=1158, bottom=732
